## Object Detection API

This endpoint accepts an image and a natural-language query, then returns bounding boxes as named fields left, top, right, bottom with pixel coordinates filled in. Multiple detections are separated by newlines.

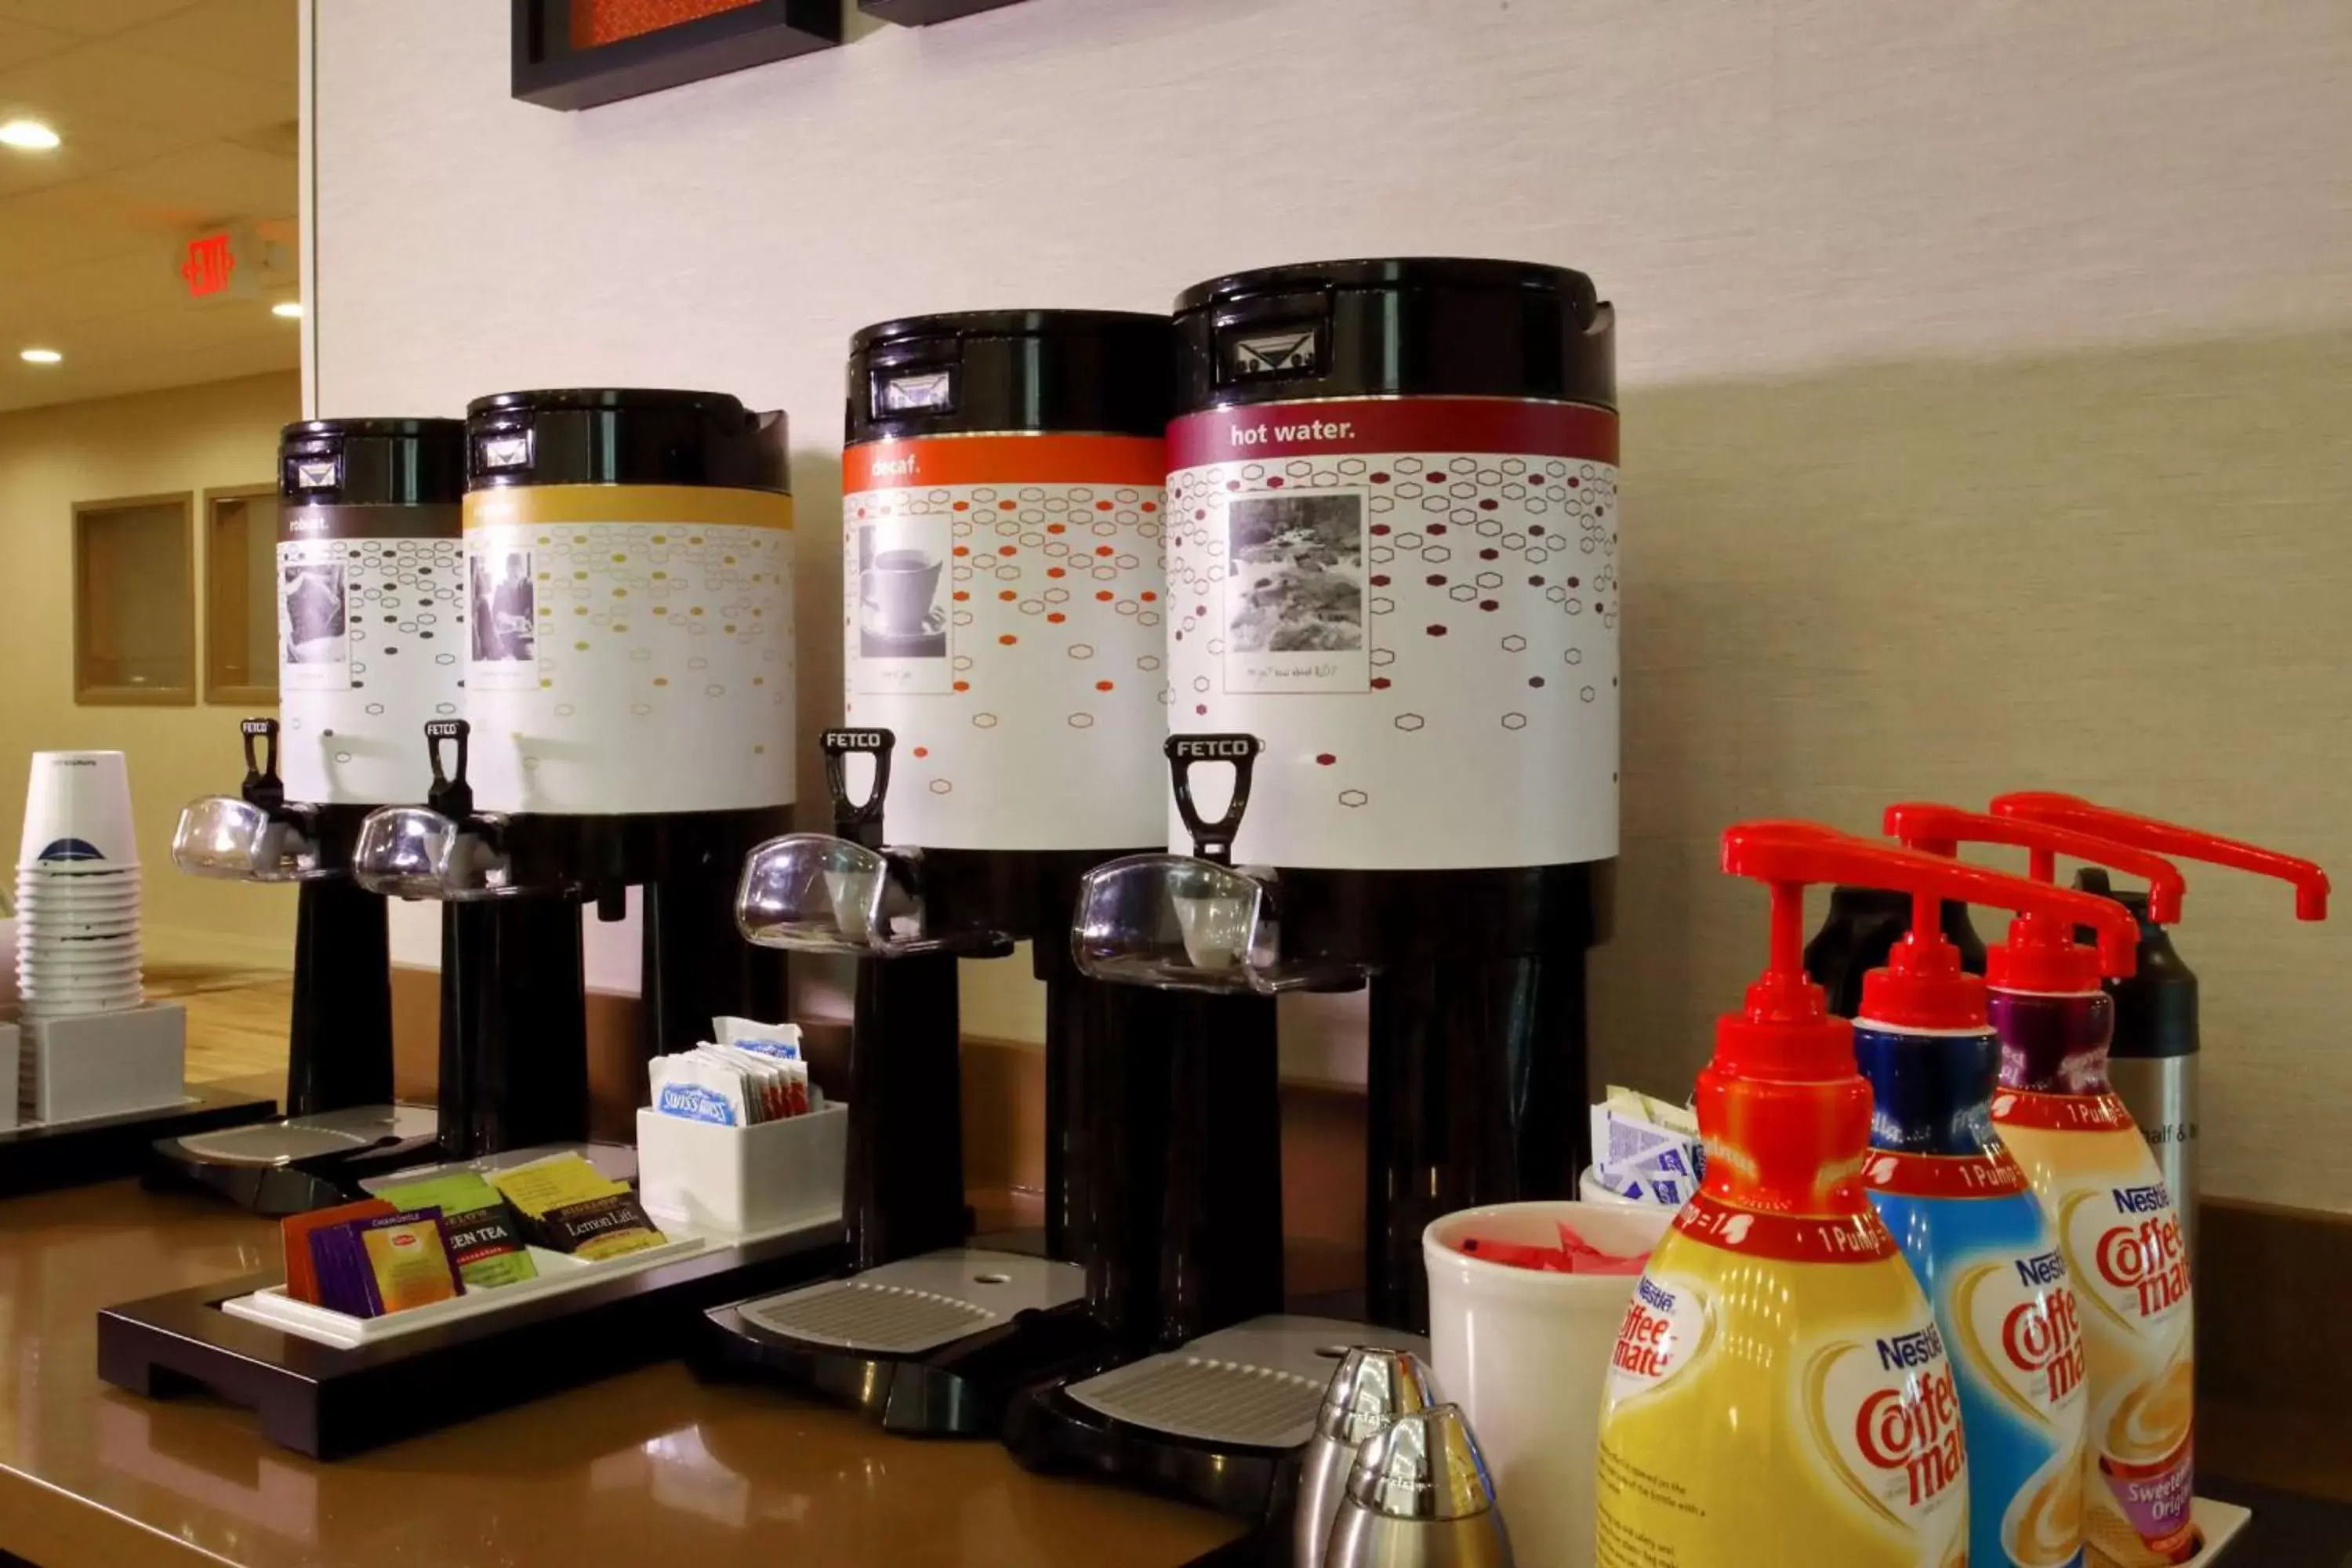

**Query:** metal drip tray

left=1064, top=1315, right=1430, bottom=1450
left=169, top=1104, right=437, bottom=1167
left=734, top=1249, right=1083, bottom=1357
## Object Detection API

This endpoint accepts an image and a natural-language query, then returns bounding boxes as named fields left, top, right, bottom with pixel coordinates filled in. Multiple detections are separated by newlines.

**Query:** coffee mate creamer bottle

left=1598, top=823, right=1995, bottom=1568
left=1987, top=791, right=2331, bottom=1282
left=1863, top=805, right=2181, bottom=1568
left=1887, top=809, right=2204, bottom=1568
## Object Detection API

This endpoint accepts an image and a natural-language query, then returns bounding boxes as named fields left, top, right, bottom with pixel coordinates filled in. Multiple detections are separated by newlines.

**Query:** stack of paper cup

left=16, top=751, right=143, bottom=1020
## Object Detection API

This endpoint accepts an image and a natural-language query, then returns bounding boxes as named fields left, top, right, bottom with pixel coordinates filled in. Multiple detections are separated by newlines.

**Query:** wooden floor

left=148, top=963, right=292, bottom=1102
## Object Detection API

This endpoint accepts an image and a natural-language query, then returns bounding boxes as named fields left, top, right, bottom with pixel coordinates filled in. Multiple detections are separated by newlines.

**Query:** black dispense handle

left=238, top=717, right=285, bottom=813
left=423, top=718, right=474, bottom=822
left=822, top=728, right=895, bottom=851
left=1165, top=733, right=1261, bottom=867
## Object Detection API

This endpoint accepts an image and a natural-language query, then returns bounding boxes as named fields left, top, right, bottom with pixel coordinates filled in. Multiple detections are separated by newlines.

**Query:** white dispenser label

left=1166, top=397, right=1618, bottom=869
left=277, top=506, right=463, bottom=806
left=462, top=485, right=794, bottom=816
left=840, top=436, right=1169, bottom=851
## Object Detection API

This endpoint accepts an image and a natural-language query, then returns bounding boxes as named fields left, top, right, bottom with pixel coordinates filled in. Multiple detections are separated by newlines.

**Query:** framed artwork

left=511, top=0, right=840, bottom=111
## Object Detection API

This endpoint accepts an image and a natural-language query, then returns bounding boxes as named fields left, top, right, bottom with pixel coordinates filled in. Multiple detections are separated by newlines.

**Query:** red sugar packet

left=1456, top=1219, right=1648, bottom=1275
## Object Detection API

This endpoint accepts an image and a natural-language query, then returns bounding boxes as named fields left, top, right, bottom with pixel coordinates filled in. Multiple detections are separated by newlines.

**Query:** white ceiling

left=0, top=0, right=299, bottom=412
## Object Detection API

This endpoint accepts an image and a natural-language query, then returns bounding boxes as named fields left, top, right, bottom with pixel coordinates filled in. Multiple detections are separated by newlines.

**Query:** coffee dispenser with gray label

left=159, top=418, right=466, bottom=1210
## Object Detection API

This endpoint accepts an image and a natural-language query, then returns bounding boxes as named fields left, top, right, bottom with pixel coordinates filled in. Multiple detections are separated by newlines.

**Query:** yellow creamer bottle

left=1595, top=822, right=2050, bottom=1568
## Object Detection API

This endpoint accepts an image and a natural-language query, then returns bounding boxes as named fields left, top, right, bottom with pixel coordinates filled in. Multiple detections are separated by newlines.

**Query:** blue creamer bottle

left=1859, top=804, right=2162, bottom=1568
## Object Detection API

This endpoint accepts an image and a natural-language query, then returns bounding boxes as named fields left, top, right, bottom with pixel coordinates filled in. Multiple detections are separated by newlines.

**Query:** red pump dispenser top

left=1849, top=837, right=2142, bottom=1033
left=1882, top=804, right=2188, bottom=995
left=1705, top=822, right=2143, bottom=1214
left=1991, top=791, right=2331, bottom=921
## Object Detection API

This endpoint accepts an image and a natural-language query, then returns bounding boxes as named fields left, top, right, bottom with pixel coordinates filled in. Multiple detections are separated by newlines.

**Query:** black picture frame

left=511, top=0, right=841, bottom=111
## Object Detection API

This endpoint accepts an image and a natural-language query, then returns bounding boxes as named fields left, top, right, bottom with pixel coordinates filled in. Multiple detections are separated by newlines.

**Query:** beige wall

left=0, top=370, right=301, bottom=968
left=310, top=1, right=2352, bottom=1210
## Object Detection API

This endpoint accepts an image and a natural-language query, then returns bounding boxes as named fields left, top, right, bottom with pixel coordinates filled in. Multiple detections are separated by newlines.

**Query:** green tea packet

left=373, top=1171, right=539, bottom=1290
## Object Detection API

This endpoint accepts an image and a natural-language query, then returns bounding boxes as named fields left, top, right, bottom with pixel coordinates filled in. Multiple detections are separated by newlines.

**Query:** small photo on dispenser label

left=853, top=514, right=951, bottom=692
left=470, top=548, right=539, bottom=675
left=278, top=560, right=349, bottom=688
left=1225, top=490, right=1368, bottom=693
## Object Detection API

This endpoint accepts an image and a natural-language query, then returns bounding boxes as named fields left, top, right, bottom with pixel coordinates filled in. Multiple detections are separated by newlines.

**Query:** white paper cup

left=19, top=752, right=137, bottom=870
left=21, top=975, right=143, bottom=996
left=20, top=964, right=141, bottom=988
left=21, top=954, right=141, bottom=977
left=21, top=993, right=142, bottom=1018
left=16, top=895, right=140, bottom=913
left=21, top=923, right=140, bottom=943
left=17, top=895, right=142, bottom=913
left=20, top=949, right=140, bottom=971
left=1424, top=1200, right=1677, bottom=1568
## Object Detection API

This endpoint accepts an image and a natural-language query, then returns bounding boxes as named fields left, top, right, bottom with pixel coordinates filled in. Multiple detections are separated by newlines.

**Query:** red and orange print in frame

left=568, top=0, right=760, bottom=49
left=513, top=0, right=839, bottom=111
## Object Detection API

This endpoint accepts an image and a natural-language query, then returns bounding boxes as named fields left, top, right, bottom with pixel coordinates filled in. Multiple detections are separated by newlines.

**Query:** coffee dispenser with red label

left=700, top=313, right=1196, bottom=1433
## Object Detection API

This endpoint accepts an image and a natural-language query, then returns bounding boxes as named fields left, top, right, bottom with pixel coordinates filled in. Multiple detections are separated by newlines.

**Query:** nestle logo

left=2014, top=1249, right=2067, bottom=1287
left=2111, top=1183, right=2171, bottom=1214
left=1875, top=1324, right=1947, bottom=1371
left=1635, top=1277, right=1675, bottom=1312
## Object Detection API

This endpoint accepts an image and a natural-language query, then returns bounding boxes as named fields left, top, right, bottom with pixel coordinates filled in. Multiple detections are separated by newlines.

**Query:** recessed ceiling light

left=272, top=300, right=304, bottom=319
left=0, top=120, right=60, bottom=152
left=20, top=347, right=62, bottom=365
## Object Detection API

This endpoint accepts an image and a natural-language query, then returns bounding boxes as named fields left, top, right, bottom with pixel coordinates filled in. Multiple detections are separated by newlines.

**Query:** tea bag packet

left=488, top=1152, right=668, bottom=1261
left=375, top=1171, right=537, bottom=1290
left=282, top=1198, right=394, bottom=1305
left=307, top=1207, right=465, bottom=1317
left=532, top=1190, right=669, bottom=1261
left=1590, top=1083, right=1707, bottom=1206
left=354, top=1209, right=466, bottom=1313
left=489, top=1152, right=630, bottom=1216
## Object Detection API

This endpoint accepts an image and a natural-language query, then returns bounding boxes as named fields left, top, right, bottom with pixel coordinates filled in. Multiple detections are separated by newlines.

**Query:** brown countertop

left=0, top=1181, right=1240, bottom=1568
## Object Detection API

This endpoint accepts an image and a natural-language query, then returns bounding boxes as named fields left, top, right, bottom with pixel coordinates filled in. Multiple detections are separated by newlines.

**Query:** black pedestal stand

left=147, top=805, right=432, bottom=1214
left=1, top=1087, right=278, bottom=1200
left=698, top=833, right=1174, bottom=1436
left=1000, top=991, right=1300, bottom=1519
left=285, top=877, right=394, bottom=1116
